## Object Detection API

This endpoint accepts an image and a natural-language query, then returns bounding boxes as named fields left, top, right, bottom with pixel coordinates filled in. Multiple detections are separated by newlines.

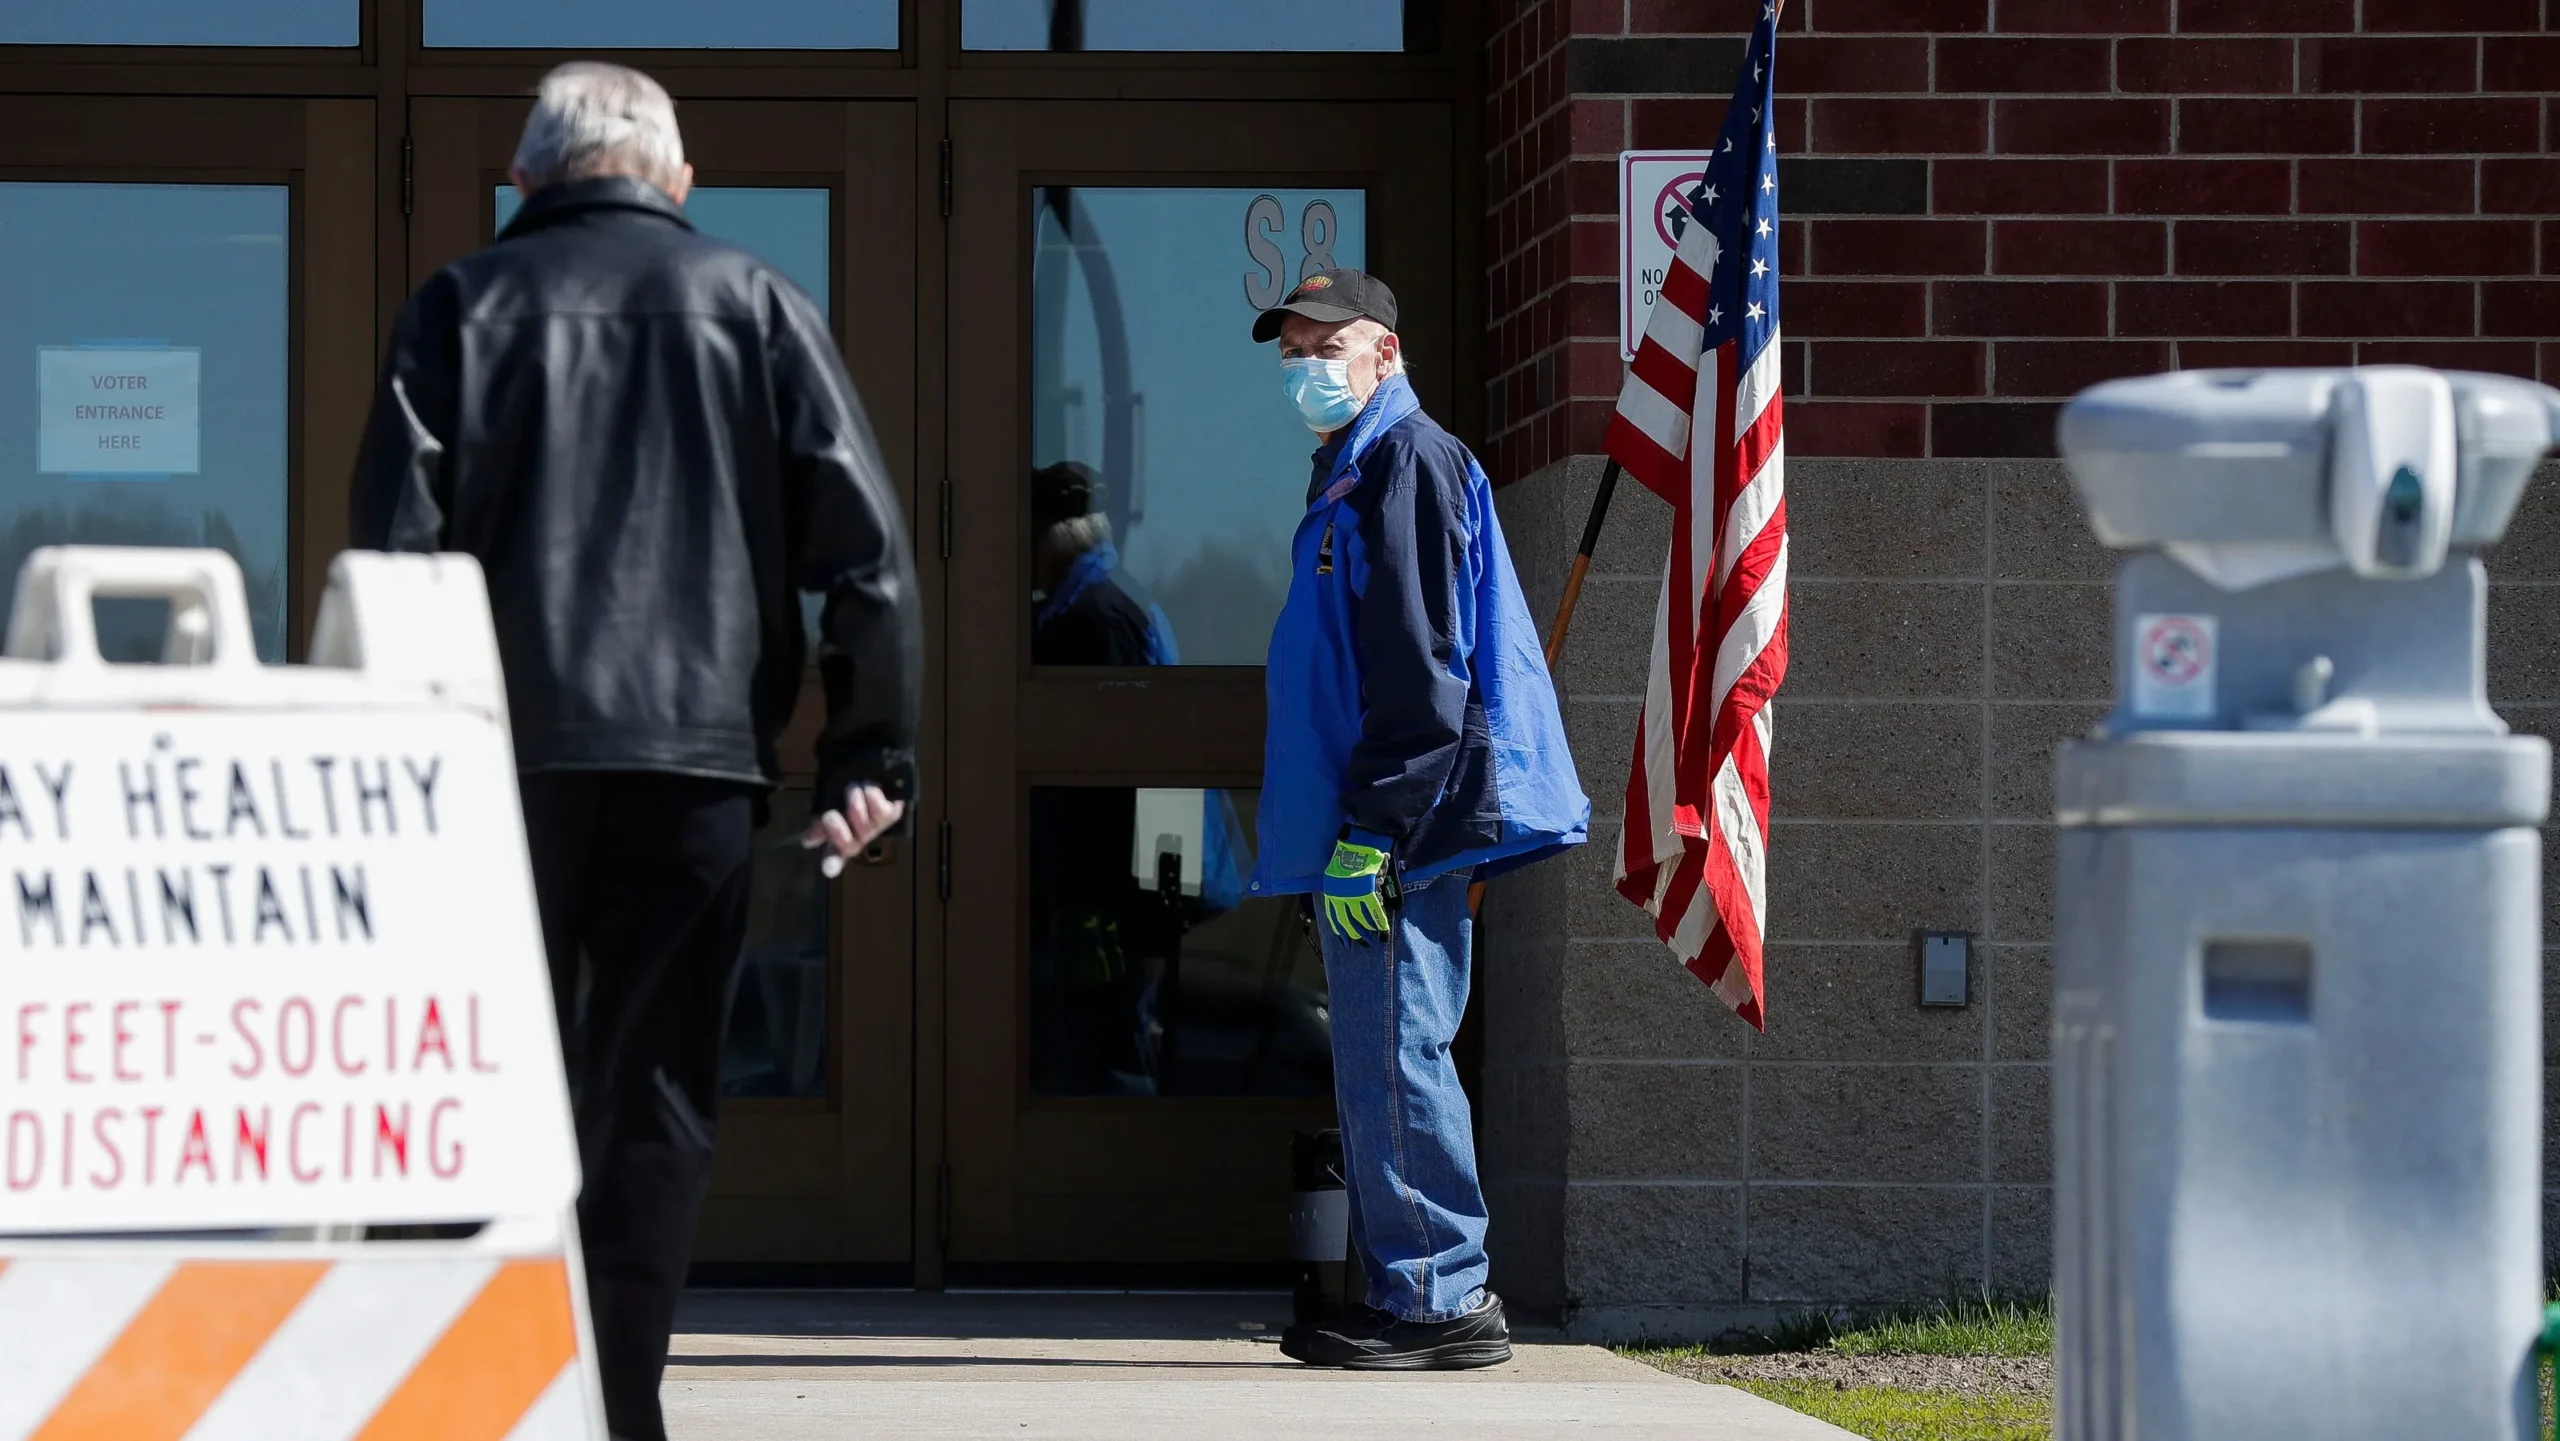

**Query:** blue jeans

left=1318, top=870, right=1489, bottom=1323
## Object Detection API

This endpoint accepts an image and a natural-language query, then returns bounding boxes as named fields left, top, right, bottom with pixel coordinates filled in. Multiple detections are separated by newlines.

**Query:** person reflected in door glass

left=1250, top=269, right=1590, bottom=1371
left=350, top=62, right=921, bottom=1441
left=1030, top=460, right=1178, bottom=666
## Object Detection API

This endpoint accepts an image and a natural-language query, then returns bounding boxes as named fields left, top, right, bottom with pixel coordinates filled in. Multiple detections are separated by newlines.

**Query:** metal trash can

left=2052, top=367, right=2560, bottom=1441
left=1290, top=1129, right=1355, bottom=1324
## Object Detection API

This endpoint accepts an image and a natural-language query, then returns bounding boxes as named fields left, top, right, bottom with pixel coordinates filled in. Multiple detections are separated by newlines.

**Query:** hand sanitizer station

left=2053, top=368, right=2560, bottom=1440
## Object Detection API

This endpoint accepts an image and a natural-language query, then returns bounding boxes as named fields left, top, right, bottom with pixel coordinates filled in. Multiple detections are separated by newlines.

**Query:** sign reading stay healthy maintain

left=37, top=346, right=201, bottom=476
left=0, top=549, right=577, bottom=1234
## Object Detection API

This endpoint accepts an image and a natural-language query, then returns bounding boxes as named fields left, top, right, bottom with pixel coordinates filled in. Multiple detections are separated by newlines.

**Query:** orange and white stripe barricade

left=0, top=547, right=602, bottom=1440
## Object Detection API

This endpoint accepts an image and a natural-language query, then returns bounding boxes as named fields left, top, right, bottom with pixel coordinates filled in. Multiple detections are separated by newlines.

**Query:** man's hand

left=1319, top=829, right=1398, bottom=942
left=801, top=783, right=906, bottom=879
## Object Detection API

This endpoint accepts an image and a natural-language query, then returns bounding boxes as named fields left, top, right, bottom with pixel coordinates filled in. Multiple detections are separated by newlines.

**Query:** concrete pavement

left=661, top=1291, right=1859, bottom=1439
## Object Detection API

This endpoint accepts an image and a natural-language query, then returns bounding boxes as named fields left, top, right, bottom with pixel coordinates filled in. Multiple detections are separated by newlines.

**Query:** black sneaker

left=1279, top=1292, right=1512, bottom=1370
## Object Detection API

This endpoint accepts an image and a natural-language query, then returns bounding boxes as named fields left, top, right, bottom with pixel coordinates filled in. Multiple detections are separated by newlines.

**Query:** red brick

left=2115, top=159, right=2293, bottom=215
left=1933, top=281, right=2110, bottom=336
left=2119, top=39, right=2296, bottom=95
left=1786, top=281, right=1931, bottom=338
left=2545, top=219, right=2560, bottom=274
left=1789, top=402, right=1928, bottom=458
left=1934, top=160, right=2112, bottom=215
left=2486, top=159, right=2560, bottom=214
left=2485, top=37, right=2560, bottom=91
left=1818, top=0, right=1987, bottom=30
left=1567, top=218, right=1616, bottom=278
left=2298, top=281, right=2476, bottom=337
left=2365, top=0, right=2539, bottom=29
left=2300, top=159, right=2477, bottom=216
left=2357, top=341, right=2538, bottom=377
left=1995, top=220, right=2170, bottom=275
left=1995, top=0, right=2170, bottom=31
left=1566, top=339, right=1627, bottom=399
left=1630, top=0, right=1813, bottom=31
left=2178, top=340, right=2357, bottom=368
left=1996, top=99, right=2171, bottom=156
left=2177, top=0, right=2353, bottom=27
left=1632, top=99, right=1728, bottom=149
left=1807, top=219, right=1987, bottom=276
left=1935, top=37, right=2111, bottom=93
left=2179, top=99, right=2355, bottom=155
left=2115, top=281, right=2293, bottom=336
left=1932, top=403, right=2063, bottom=458
left=1566, top=398, right=1616, bottom=456
left=1567, top=280, right=1616, bottom=338
left=2175, top=221, right=2352, bottom=276
left=2545, top=342, right=2560, bottom=385
left=2304, top=38, right=2479, bottom=94
left=2358, top=220, right=2536, bottom=276
left=2480, top=281, right=2560, bottom=335
left=1811, top=99, right=1989, bottom=155
left=1994, top=341, right=2175, bottom=398
left=1810, top=341, right=1986, bottom=397
left=1785, top=37, right=1931, bottom=92
left=1568, top=99, right=1625, bottom=158
left=1567, top=0, right=1624, bottom=36
left=1567, top=158, right=1616, bottom=216
left=2363, top=99, right=2542, bottom=154
left=1782, top=217, right=1809, bottom=276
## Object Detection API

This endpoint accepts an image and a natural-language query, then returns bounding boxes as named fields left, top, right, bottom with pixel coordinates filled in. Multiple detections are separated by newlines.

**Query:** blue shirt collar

left=1308, top=375, right=1421, bottom=508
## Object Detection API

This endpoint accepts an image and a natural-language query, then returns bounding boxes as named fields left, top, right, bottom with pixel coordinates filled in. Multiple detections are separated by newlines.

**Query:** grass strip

left=1719, top=1379, right=2048, bottom=1441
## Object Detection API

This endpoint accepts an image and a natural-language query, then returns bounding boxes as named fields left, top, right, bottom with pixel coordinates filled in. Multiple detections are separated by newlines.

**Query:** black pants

left=521, top=770, right=758, bottom=1441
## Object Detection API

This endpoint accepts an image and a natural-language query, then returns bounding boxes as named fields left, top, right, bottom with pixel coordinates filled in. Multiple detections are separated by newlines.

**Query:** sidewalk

left=662, top=1291, right=1858, bottom=1440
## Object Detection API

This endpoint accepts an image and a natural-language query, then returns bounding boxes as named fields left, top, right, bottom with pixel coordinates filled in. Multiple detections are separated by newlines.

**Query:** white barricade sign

left=0, top=546, right=603, bottom=1441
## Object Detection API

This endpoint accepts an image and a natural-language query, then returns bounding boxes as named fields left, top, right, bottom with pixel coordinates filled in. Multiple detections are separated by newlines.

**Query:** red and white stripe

left=1605, top=215, right=1791, bottom=1032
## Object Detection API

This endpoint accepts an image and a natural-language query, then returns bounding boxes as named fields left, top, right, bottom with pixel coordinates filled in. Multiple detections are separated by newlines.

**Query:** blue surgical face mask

left=1281, top=341, right=1376, bottom=433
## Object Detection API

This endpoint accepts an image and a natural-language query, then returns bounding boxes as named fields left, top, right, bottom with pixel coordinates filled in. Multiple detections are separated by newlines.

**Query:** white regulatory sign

left=38, top=347, right=201, bottom=477
left=2132, top=613, right=2218, bottom=720
left=0, top=707, right=577, bottom=1233
left=1620, top=150, right=1717, bottom=360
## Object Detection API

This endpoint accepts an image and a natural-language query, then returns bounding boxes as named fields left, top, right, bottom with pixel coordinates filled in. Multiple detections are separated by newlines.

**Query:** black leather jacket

left=353, top=178, right=920, bottom=816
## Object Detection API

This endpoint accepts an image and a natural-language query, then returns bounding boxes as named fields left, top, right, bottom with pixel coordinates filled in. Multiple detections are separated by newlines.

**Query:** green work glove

left=1320, top=828, right=1399, bottom=942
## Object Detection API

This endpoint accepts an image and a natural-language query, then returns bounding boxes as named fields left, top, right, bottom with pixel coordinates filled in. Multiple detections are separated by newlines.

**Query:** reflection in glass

left=725, top=789, right=830, bottom=1098
left=0, top=0, right=355, bottom=45
left=1031, top=786, right=1330, bottom=1098
left=0, top=185, right=289, bottom=661
left=1030, top=187, right=1365, bottom=665
left=966, top=0, right=1412, bottom=51
left=428, top=0, right=896, bottom=48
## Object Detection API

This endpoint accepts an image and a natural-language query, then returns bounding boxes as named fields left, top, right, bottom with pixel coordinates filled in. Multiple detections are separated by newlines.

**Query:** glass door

left=0, top=95, right=376, bottom=659
left=408, top=96, right=922, bottom=1276
left=943, top=98, right=1456, bottom=1273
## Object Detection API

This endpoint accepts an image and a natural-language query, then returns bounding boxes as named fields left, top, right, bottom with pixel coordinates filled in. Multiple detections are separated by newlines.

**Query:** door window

left=0, top=184, right=290, bottom=660
left=427, top=0, right=896, bottom=48
left=1030, top=186, right=1364, bottom=666
left=966, top=1, right=1415, bottom=51
left=0, top=0, right=355, bottom=46
left=1029, top=785, right=1328, bottom=1098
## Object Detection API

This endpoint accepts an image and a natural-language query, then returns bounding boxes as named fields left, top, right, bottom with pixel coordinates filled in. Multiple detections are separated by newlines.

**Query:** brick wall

left=1481, top=0, right=2560, bottom=483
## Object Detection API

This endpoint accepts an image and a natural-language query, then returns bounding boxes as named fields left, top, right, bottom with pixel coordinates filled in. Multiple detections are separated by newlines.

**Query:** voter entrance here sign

left=0, top=706, right=577, bottom=1232
left=38, top=346, right=201, bottom=477
left=1620, top=151, right=1717, bottom=361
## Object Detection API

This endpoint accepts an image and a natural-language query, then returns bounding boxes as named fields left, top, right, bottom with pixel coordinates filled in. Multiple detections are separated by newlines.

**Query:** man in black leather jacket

left=351, top=61, right=919, bottom=1441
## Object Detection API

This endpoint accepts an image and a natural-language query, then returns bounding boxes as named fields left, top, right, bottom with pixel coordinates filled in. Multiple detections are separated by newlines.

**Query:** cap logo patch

left=1295, top=275, right=1334, bottom=294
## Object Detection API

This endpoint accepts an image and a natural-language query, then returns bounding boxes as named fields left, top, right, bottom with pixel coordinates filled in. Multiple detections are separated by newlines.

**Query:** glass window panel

left=725, top=788, right=831, bottom=1098
left=1030, top=786, right=1330, bottom=1099
left=0, top=0, right=355, bottom=46
left=0, top=184, right=289, bottom=661
left=966, top=0, right=1411, bottom=51
left=1030, top=187, right=1363, bottom=667
left=428, top=0, right=896, bottom=48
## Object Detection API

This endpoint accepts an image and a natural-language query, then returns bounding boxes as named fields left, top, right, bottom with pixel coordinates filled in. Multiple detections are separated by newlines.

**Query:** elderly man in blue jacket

left=1250, top=269, right=1589, bottom=1370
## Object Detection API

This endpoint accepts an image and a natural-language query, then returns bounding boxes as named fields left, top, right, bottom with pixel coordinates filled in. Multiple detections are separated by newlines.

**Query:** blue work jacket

left=1248, top=376, right=1590, bottom=897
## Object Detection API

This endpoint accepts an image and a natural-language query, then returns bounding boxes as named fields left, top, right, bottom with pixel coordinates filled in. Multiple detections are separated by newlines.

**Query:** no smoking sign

left=2132, top=613, right=2218, bottom=720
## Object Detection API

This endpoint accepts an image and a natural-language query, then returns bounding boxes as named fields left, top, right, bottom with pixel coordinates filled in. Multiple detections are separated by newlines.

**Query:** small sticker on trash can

left=2132, top=613, right=2217, bottom=719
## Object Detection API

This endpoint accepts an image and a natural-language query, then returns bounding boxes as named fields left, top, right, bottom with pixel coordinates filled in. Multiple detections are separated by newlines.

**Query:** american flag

left=1606, top=7, right=1789, bottom=1031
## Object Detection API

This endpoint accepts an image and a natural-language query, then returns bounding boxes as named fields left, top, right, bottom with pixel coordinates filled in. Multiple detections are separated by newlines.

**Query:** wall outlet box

left=1919, top=932, right=1971, bottom=1007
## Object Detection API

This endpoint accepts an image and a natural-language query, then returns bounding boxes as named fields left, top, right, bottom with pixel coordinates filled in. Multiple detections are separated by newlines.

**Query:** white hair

left=513, top=62, right=685, bottom=194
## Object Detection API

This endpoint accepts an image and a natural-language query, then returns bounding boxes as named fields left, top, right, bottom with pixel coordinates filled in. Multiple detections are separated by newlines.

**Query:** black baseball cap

left=1252, top=268, right=1399, bottom=344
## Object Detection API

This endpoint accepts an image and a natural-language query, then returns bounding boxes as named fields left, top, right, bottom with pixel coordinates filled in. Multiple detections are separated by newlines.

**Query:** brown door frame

left=942, top=97, right=1457, bottom=1274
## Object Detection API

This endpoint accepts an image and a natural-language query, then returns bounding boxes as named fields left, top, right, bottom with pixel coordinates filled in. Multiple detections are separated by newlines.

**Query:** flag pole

left=1541, top=458, right=1622, bottom=672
